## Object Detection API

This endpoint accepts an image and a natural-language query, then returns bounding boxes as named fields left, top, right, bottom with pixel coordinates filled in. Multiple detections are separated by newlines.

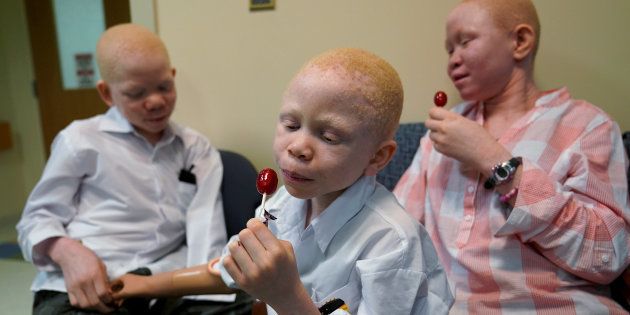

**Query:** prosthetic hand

left=110, top=258, right=232, bottom=300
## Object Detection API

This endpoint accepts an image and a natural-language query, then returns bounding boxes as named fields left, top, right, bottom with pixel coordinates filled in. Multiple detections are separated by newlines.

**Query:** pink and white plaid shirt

left=394, top=87, right=630, bottom=314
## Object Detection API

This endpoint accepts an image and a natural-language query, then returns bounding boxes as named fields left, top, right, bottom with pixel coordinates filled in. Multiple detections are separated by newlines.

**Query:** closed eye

left=279, top=113, right=300, bottom=131
left=159, top=82, right=173, bottom=92
left=445, top=41, right=454, bottom=55
left=281, top=119, right=300, bottom=131
left=124, top=90, right=145, bottom=99
left=286, top=124, right=299, bottom=131
left=321, top=131, right=341, bottom=144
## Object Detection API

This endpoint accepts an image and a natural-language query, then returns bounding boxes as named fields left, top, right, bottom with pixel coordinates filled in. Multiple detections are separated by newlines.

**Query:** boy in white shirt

left=111, top=47, right=453, bottom=314
left=17, top=23, right=228, bottom=314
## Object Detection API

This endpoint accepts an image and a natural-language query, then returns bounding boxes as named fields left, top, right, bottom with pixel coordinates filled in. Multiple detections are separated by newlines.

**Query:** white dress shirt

left=218, top=176, right=453, bottom=314
left=17, top=106, right=227, bottom=293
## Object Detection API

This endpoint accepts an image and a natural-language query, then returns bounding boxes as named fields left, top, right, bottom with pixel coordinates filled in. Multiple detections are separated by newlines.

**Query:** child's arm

left=223, top=219, right=319, bottom=315
left=111, top=259, right=234, bottom=299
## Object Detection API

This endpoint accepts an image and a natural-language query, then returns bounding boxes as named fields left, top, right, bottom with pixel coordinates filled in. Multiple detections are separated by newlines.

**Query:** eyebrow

left=278, top=111, right=299, bottom=121
left=313, top=115, right=356, bottom=138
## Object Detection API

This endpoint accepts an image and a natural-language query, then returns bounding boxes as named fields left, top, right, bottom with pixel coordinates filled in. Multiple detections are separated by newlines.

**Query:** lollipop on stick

left=434, top=91, right=448, bottom=107
left=256, top=168, right=278, bottom=225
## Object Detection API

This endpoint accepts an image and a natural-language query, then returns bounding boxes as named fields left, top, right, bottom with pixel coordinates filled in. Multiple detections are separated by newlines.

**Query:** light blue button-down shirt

left=219, top=176, right=453, bottom=314
left=17, top=106, right=227, bottom=293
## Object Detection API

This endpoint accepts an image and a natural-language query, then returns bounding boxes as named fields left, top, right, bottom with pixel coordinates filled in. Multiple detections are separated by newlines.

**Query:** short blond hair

left=463, top=0, right=540, bottom=58
left=96, top=23, right=170, bottom=83
left=297, top=48, right=403, bottom=142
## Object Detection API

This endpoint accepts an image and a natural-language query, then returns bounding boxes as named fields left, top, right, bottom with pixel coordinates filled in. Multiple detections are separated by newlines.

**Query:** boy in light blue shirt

left=112, top=47, right=453, bottom=314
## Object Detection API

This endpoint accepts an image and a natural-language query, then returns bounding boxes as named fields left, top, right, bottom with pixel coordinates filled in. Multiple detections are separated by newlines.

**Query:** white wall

left=154, top=0, right=630, bottom=170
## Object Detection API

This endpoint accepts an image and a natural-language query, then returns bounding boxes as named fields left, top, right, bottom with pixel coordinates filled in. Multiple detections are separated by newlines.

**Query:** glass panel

left=53, top=0, right=105, bottom=90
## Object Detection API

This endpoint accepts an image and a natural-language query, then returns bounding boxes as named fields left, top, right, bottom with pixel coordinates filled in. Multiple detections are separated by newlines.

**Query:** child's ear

left=96, top=80, right=114, bottom=107
left=364, top=139, right=397, bottom=176
left=512, top=23, right=536, bottom=61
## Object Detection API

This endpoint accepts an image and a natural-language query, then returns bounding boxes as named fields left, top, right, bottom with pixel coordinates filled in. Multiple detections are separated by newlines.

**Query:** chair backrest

left=609, top=131, right=630, bottom=310
left=219, top=150, right=262, bottom=237
left=624, top=132, right=630, bottom=189
left=377, top=122, right=428, bottom=190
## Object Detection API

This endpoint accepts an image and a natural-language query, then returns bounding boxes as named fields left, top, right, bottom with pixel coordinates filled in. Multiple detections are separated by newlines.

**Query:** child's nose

left=287, top=137, right=313, bottom=161
left=448, top=50, right=462, bottom=72
left=144, top=93, right=166, bottom=111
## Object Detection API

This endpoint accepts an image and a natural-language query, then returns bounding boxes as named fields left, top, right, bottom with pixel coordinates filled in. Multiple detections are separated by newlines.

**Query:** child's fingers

left=238, top=228, right=268, bottom=265
left=222, top=254, right=244, bottom=284
left=424, top=119, right=439, bottom=132
left=246, top=219, right=282, bottom=252
left=94, top=277, right=113, bottom=304
left=227, top=239, right=256, bottom=277
left=428, top=107, right=448, bottom=120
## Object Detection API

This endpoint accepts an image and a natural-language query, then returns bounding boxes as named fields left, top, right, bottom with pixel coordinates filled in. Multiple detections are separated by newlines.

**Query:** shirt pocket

left=313, top=282, right=361, bottom=315
left=176, top=181, right=197, bottom=212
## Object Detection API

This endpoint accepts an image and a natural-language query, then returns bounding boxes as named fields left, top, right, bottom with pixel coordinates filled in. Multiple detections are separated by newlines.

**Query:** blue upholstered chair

left=613, top=132, right=630, bottom=310
left=376, top=122, right=427, bottom=191
left=219, top=150, right=261, bottom=238
left=624, top=132, right=630, bottom=189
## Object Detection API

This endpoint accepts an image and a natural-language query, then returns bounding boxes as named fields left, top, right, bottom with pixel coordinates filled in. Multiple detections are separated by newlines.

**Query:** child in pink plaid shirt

left=394, top=0, right=630, bottom=313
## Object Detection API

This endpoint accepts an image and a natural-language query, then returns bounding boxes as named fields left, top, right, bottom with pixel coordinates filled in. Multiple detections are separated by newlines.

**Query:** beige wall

left=0, top=0, right=46, bottom=222
left=130, top=0, right=157, bottom=33
left=155, top=0, right=630, bottom=170
left=534, top=0, right=630, bottom=125
left=0, top=1, right=628, bottom=222
left=157, top=0, right=455, bottom=169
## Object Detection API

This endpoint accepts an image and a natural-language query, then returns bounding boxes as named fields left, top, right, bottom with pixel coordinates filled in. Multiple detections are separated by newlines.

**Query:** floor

left=0, top=215, right=36, bottom=314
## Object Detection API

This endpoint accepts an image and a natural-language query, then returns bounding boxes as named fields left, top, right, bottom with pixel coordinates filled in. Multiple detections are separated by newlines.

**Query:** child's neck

left=304, top=190, right=344, bottom=228
left=304, top=199, right=326, bottom=228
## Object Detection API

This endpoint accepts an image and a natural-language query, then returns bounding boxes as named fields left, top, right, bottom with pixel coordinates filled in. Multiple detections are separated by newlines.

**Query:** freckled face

left=273, top=68, right=376, bottom=208
left=445, top=2, right=515, bottom=102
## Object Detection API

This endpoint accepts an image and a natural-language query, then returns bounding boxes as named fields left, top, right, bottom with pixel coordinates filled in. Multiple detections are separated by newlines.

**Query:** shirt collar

left=310, top=176, right=377, bottom=253
left=98, top=106, right=181, bottom=144
left=99, top=106, right=134, bottom=133
left=535, top=87, right=570, bottom=107
left=469, top=87, right=570, bottom=126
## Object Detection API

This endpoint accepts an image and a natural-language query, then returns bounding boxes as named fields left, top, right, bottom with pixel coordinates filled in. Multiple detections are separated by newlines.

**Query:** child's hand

left=425, top=107, right=510, bottom=174
left=46, top=237, right=115, bottom=313
left=223, top=219, right=317, bottom=314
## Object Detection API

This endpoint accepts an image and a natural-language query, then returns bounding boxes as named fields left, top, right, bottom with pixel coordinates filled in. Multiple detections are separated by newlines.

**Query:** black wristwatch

left=484, top=157, right=522, bottom=189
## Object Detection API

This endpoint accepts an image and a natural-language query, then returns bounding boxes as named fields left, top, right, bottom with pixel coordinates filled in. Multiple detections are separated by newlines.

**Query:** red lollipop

left=256, top=168, right=278, bottom=224
left=256, top=168, right=278, bottom=195
left=434, top=91, right=448, bottom=107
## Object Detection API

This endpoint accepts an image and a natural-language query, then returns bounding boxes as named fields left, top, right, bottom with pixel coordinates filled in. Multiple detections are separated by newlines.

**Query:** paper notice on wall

left=75, top=53, right=95, bottom=88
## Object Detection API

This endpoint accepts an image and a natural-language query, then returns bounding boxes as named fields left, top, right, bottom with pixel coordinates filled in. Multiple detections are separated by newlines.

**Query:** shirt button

left=467, top=186, right=475, bottom=193
left=464, top=214, right=473, bottom=222
left=601, top=254, right=610, bottom=263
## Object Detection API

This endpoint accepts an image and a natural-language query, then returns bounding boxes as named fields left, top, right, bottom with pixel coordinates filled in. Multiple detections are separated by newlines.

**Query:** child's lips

left=282, top=169, right=312, bottom=182
left=450, top=72, right=469, bottom=85
left=148, top=116, right=167, bottom=122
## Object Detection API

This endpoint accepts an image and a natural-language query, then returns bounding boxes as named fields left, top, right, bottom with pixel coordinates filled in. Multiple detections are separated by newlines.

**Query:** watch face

left=496, top=166, right=510, bottom=180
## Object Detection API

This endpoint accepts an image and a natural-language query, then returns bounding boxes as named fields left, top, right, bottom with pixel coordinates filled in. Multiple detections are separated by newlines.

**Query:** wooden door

left=23, top=0, right=130, bottom=155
